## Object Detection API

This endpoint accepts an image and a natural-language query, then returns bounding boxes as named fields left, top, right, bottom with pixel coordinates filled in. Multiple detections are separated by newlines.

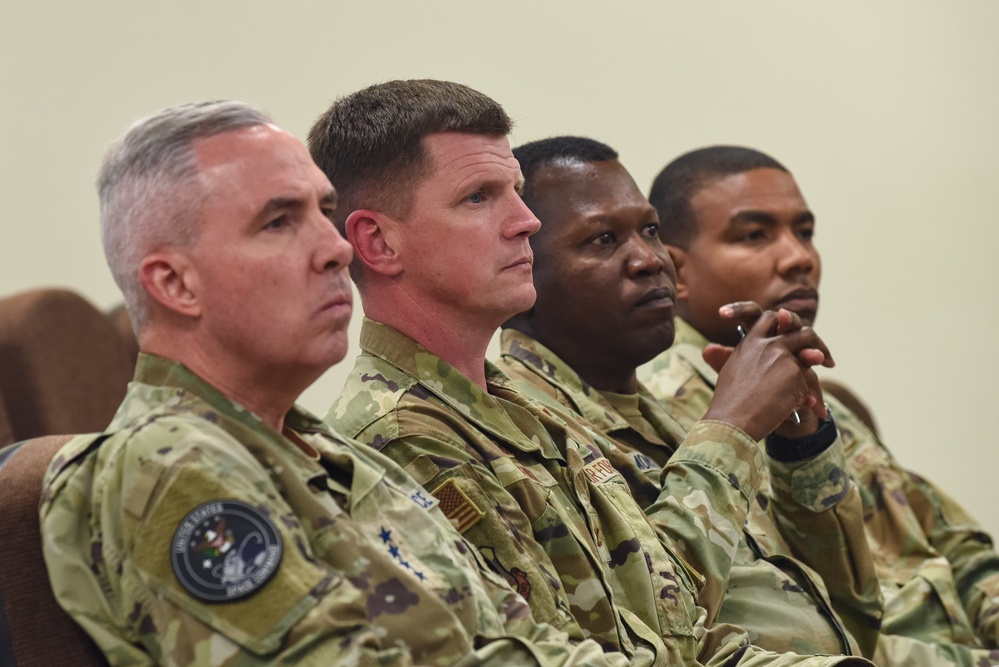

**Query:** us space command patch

left=171, top=499, right=283, bottom=603
left=433, top=479, right=485, bottom=533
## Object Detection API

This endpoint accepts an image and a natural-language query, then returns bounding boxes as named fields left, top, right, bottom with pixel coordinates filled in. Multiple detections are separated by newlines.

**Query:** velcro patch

left=432, top=479, right=485, bottom=533
left=630, top=451, right=658, bottom=472
left=171, top=499, right=282, bottom=603
left=408, top=487, right=439, bottom=511
left=582, top=457, right=619, bottom=485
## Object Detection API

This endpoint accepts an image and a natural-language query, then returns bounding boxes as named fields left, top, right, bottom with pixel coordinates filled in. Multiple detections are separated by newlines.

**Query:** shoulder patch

left=582, top=457, right=620, bottom=485
left=171, top=499, right=283, bottom=603
left=432, top=479, right=485, bottom=533
left=630, top=451, right=658, bottom=472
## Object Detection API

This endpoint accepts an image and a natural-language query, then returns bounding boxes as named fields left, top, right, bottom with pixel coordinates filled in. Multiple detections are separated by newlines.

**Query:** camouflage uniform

left=329, top=318, right=874, bottom=667
left=497, top=328, right=882, bottom=658
left=639, top=317, right=999, bottom=666
left=40, top=353, right=635, bottom=667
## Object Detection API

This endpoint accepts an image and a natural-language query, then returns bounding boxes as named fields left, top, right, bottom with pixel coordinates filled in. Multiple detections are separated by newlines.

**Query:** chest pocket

left=574, top=449, right=700, bottom=642
left=490, top=454, right=646, bottom=653
left=404, top=458, right=578, bottom=637
left=320, top=476, right=490, bottom=647
left=345, top=472, right=457, bottom=596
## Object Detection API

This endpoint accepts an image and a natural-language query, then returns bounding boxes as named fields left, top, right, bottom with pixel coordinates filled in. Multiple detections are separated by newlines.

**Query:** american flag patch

left=433, top=479, right=485, bottom=533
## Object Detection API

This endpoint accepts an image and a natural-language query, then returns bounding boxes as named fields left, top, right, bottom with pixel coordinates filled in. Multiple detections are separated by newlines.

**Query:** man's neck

left=141, top=332, right=301, bottom=432
left=572, top=361, right=639, bottom=396
left=507, top=323, right=639, bottom=395
left=362, top=293, right=496, bottom=391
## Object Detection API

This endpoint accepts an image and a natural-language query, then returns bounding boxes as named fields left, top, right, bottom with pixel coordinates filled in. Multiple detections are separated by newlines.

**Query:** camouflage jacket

left=328, top=319, right=874, bottom=667
left=639, top=318, right=999, bottom=667
left=497, top=329, right=883, bottom=658
left=40, top=353, right=633, bottom=667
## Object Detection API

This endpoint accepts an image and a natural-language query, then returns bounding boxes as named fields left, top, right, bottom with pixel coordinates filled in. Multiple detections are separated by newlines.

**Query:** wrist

left=765, top=407, right=837, bottom=462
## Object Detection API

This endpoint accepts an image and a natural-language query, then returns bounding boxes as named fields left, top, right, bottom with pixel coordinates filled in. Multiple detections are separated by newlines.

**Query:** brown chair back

left=0, top=435, right=108, bottom=666
left=0, top=289, right=135, bottom=446
left=0, top=392, right=13, bottom=449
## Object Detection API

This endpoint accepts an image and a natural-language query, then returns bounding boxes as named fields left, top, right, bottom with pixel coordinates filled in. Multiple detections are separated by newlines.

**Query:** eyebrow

left=255, top=188, right=338, bottom=221
left=578, top=205, right=659, bottom=227
left=729, top=209, right=815, bottom=227
left=321, top=189, right=338, bottom=209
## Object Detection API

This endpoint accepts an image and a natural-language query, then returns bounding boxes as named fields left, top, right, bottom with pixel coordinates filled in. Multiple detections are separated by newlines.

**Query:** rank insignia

left=432, top=478, right=485, bottom=533
left=171, top=499, right=283, bottom=603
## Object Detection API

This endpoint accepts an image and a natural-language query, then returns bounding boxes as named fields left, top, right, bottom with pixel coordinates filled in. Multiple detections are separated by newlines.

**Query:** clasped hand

left=702, top=301, right=834, bottom=442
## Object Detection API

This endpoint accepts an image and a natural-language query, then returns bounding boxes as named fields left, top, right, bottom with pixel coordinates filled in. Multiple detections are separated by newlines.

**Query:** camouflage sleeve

left=42, top=420, right=621, bottom=667
left=698, top=620, right=875, bottom=666
left=872, top=628, right=999, bottom=666
left=766, top=437, right=883, bottom=657
left=42, top=427, right=422, bottom=665
left=905, top=470, right=999, bottom=648
left=642, top=419, right=763, bottom=626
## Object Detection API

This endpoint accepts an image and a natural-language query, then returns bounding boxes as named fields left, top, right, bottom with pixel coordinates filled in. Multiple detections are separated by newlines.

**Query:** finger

left=702, top=343, right=734, bottom=373
left=802, top=369, right=829, bottom=420
left=719, top=301, right=763, bottom=320
left=775, top=308, right=804, bottom=334
left=797, top=348, right=826, bottom=368
left=745, top=308, right=780, bottom=337
left=776, top=326, right=836, bottom=368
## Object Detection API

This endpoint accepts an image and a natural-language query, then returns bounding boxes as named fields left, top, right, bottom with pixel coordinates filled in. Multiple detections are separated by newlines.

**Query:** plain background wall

left=3, top=2, right=997, bottom=538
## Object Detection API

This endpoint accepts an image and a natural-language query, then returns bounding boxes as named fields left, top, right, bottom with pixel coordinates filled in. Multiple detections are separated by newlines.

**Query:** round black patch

left=171, top=499, right=283, bottom=603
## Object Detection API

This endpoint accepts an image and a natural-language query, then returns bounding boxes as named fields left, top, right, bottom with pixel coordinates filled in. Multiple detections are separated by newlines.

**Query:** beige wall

left=3, top=2, right=996, bottom=537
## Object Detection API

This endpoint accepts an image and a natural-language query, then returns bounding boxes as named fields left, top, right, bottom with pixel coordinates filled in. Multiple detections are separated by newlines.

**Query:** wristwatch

left=765, top=405, right=837, bottom=463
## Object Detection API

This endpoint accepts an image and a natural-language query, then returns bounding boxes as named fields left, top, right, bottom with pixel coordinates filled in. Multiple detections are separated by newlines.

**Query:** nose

left=627, top=237, right=667, bottom=279
left=775, top=230, right=816, bottom=277
left=313, top=213, right=354, bottom=273
left=503, top=194, right=542, bottom=239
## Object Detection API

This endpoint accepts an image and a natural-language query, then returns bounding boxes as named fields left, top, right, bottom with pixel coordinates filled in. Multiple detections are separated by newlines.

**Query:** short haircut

left=649, top=145, right=788, bottom=248
left=307, top=79, right=512, bottom=286
left=513, top=136, right=618, bottom=210
left=99, top=100, right=272, bottom=330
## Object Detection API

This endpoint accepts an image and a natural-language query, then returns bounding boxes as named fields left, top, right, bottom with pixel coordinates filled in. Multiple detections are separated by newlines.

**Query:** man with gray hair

left=39, top=100, right=636, bottom=666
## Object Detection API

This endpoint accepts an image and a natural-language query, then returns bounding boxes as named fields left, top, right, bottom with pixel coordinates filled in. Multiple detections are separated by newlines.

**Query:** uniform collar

left=125, top=352, right=376, bottom=496
left=669, top=318, right=719, bottom=385
left=498, top=329, right=632, bottom=435
left=359, top=318, right=552, bottom=457
left=500, top=330, right=682, bottom=449
left=128, top=352, right=328, bottom=434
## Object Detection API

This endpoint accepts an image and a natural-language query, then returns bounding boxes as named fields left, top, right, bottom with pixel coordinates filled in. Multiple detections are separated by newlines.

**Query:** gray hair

left=98, top=100, right=272, bottom=330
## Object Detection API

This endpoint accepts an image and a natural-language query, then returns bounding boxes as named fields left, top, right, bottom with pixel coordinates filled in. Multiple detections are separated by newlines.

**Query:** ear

left=345, top=209, right=403, bottom=277
left=666, top=244, right=690, bottom=301
left=139, top=249, right=202, bottom=318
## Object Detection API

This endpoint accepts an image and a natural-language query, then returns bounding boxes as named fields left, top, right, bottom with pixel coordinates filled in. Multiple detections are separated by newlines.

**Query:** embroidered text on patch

left=171, top=499, right=282, bottom=603
left=583, top=457, right=619, bottom=485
